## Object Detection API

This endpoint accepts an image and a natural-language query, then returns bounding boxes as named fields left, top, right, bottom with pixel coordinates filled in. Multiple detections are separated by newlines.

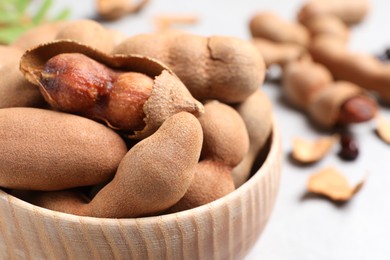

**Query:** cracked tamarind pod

left=231, top=89, right=273, bottom=188
left=166, top=100, right=249, bottom=213
left=20, top=40, right=204, bottom=139
left=298, top=0, right=370, bottom=25
left=249, top=11, right=310, bottom=47
left=13, top=112, right=203, bottom=218
left=309, top=35, right=390, bottom=103
left=112, top=30, right=265, bottom=104
left=282, top=59, right=377, bottom=128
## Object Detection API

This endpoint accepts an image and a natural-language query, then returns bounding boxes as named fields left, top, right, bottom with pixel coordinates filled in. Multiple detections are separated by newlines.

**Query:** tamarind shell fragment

left=20, top=40, right=204, bottom=139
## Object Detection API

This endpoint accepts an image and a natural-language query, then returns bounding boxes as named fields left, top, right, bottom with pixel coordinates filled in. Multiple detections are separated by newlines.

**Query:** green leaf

left=32, top=0, right=53, bottom=25
left=0, top=0, right=71, bottom=45
left=0, top=24, right=31, bottom=44
left=15, top=0, right=30, bottom=15
left=0, top=12, right=21, bottom=25
left=54, top=8, right=71, bottom=21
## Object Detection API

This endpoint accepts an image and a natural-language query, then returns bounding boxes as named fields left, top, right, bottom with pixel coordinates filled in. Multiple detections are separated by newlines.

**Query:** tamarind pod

left=310, top=35, right=390, bottom=102
left=85, top=112, right=203, bottom=218
left=55, top=20, right=119, bottom=53
left=113, top=30, right=265, bottom=103
left=0, top=45, right=23, bottom=68
left=22, top=112, right=203, bottom=218
left=0, top=46, right=44, bottom=108
left=283, top=60, right=377, bottom=127
left=303, top=15, right=350, bottom=43
left=167, top=101, right=246, bottom=212
left=0, top=64, right=45, bottom=109
left=249, top=12, right=310, bottom=47
left=0, top=107, right=128, bottom=190
left=199, top=100, right=249, bottom=167
left=11, top=21, right=69, bottom=51
left=309, top=81, right=377, bottom=127
left=165, top=160, right=235, bottom=213
left=232, top=89, right=273, bottom=188
left=20, top=40, right=204, bottom=139
left=282, top=60, right=333, bottom=110
left=251, top=38, right=309, bottom=68
left=298, top=0, right=370, bottom=25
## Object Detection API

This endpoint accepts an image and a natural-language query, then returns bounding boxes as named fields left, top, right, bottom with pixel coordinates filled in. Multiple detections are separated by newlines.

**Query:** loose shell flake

left=307, top=167, right=366, bottom=202
left=292, top=134, right=339, bottom=164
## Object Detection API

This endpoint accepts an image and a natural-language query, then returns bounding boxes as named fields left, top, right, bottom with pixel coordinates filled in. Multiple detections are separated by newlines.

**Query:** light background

left=48, top=1, right=390, bottom=259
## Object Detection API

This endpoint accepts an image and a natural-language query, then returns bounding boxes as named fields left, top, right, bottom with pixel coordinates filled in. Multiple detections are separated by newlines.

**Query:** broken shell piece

left=154, top=14, right=199, bottom=32
left=292, top=134, right=339, bottom=164
left=307, top=167, right=365, bottom=201
left=97, top=0, right=150, bottom=21
left=376, top=116, right=390, bottom=144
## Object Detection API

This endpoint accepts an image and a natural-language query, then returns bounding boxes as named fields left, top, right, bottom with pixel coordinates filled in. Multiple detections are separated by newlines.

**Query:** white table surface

left=50, top=0, right=390, bottom=259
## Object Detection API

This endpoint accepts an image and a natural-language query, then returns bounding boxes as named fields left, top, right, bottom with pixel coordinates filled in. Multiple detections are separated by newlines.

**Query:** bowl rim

left=0, top=118, right=281, bottom=225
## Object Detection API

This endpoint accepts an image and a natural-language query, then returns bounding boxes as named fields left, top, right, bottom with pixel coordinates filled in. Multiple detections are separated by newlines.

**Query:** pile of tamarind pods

left=249, top=0, right=383, bottom=129
left=0, top=19, right=273, bottom=218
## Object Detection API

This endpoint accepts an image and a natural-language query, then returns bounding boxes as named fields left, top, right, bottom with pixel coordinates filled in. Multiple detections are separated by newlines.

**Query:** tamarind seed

left=337, top=97, right=377, bottom=124
left=40, top=53, right=153, bottom=130
left=385, top=49, right=390, bottom=59
left=338, top=133, right=359, bottom=161
left=375, top=48, right=390, bottom=62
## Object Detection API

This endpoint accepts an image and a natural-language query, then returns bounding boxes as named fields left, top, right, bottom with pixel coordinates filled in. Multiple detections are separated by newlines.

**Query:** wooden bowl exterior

left=0, top=122, right=282, bottom=260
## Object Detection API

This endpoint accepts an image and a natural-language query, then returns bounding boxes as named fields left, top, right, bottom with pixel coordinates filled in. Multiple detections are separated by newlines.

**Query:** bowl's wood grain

left=0, top=122, right=281, bottom=260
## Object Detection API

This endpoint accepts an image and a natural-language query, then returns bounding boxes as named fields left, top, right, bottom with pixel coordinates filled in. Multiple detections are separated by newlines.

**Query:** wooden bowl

left=0, top=122, right=282, bottom=259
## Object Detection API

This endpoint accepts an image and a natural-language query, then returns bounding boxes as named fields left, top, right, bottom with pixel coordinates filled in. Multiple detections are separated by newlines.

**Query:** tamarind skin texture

left=282, top=60, right=333, bottom=110
left=0, top=63, right=45, bottom=109
left=113, top=30, right=265, bottom=104
left=283, top=60, right=377, bottom=128
left=232, top=89, right=273, bottom=188
left=22, top=112, right=204, bottom=218
left=0, top=107, right=128, bottom=191
left=309, top=35, right=390, bottom=103
left=167, top=101, right=248, bottom=212
left=55, top=20, right=118, bottom=53
left=251, top=38, right=309, bottom=68
left=11, top=21, right=69, bottom=51
left=165, top=161, right=235, bottom=213
left=249, top=12, right=310, bottom=47
left=298, top=0, right=370, bottom=25
left=303, top=15, right=350, bottom=43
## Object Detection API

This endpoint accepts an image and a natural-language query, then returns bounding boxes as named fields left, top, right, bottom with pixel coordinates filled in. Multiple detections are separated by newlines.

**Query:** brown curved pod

left=0, top=63, right=45, bottom=108
left=310, top=35, right=390, bottom=102
left=0, top=45, right=24, bottom=68
left=20, top=40, right=204, bottom=139
left=11, top=21, right=69, bottom=51
left=113, top=30, right=265, bottom=104
left=0, top=121, right=281, bottom=259
left=249, top=12, right=310, bottom=47
left=232, top=89, right=273, bottom=188
left=282, top=60, right=333, bottom=110
left=251, top=38, right=308, bottom=68
left=303, top=15, right=349, bottom=43
left=298, top=0, right=370, bottom=25
left=309, top=81, right=372, bottom=127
